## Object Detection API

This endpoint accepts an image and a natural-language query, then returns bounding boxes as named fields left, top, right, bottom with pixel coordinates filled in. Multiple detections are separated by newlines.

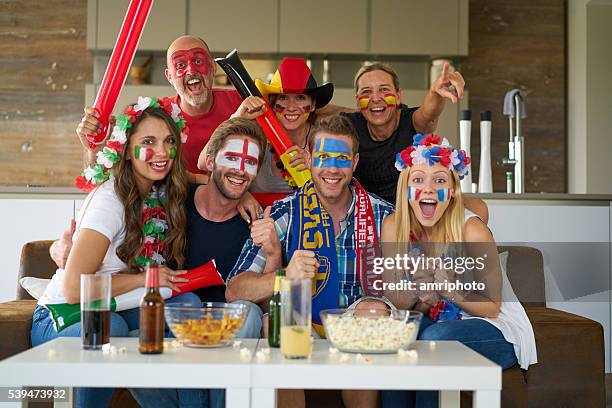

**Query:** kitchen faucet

left=502, top=89, right=527, bottom=194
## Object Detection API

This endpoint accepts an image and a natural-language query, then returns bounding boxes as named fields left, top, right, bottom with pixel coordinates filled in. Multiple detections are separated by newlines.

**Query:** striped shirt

left=227, top=187, right=394, bottom=306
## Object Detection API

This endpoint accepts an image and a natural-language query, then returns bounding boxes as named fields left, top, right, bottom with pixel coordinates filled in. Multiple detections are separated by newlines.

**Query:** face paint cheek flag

left=218, top=139, right=260, bottom=176
left=437, top=188, right=451, bottom=202
left=408, top=186, right=422, bottom=201
left=358, top=96, right=370, bottom=110
left=313, top=137, right=353, bottom=169
left=169, top=147, right=177, bottom=159
left=383, top=92, right=397, bottom=108
left=134, top=146, right=154, bottom=161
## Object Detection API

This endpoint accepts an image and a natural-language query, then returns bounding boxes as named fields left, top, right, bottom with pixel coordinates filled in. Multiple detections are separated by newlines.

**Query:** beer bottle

left=268, top=269, right=285, bottom=347
left=139, top=263, right=164, bottom=354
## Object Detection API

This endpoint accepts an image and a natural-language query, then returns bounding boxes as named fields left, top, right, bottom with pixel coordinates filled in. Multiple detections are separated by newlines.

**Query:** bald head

left=166, top=36, right=210, bottom=66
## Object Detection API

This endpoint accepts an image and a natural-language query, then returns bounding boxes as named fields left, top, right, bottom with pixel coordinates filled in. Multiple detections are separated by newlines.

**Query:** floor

left=608, top=374, right=612, bottom=407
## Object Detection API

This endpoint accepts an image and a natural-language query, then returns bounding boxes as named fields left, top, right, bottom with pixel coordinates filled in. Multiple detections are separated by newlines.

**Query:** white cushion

left=19, top=277, right=51, bottom=300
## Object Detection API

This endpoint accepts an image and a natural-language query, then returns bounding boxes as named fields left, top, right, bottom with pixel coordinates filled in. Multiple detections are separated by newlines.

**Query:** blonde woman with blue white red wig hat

left=380, top=134, right=537, bottom=408
left=31, top=97, right=200, bottom=408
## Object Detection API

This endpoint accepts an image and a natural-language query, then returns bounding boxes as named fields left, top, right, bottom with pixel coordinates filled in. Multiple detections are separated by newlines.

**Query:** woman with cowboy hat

left=230, top=57, right=334, bottom=199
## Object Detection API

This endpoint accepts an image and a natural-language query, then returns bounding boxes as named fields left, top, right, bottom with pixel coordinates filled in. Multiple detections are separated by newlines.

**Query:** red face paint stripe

left=224, top=139, right=257, bottom=171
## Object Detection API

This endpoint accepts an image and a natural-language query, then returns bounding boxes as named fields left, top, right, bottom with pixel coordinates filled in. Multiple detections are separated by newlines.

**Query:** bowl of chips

left=164, top=302, right=248, bottom=348
left=320, top=308, right=422, bottom=353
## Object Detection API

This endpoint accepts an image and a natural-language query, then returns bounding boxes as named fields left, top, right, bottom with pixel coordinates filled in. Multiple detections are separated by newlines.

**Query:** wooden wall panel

left=0, top=0, right=92, bottom=186
left=462, top=0, right=566, bottom=193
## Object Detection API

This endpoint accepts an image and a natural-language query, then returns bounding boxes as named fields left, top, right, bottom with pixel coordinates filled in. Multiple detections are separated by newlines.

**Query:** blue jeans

left=31, top=292, right=200, bottom=408
left=381, top=317, right=517, bottom=408
left=130, top=300, right=263, bottom=408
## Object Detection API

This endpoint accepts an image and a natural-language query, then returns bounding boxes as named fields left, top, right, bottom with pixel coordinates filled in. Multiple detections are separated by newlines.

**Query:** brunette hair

left=114, top=107, right=188, bottom=272
left=354, top=61, right=401, bottom=93
left=308, top=115, right=359, bottom=155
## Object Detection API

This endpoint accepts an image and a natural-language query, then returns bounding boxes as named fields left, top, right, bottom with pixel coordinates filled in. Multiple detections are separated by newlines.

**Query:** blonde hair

left=393, top=168, right=464, bottom=243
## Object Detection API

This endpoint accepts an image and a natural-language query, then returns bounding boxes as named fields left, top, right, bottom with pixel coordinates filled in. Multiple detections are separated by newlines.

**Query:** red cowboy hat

left=255, top=58, right=334, bottom=109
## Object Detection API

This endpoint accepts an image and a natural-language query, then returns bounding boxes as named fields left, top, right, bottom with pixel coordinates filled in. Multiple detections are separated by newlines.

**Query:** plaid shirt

left=227, top=187, right=394, bottom=306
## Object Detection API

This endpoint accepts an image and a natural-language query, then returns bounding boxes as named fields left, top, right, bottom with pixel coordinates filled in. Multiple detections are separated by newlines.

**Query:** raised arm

left=412, top=63, right=465, bottom=133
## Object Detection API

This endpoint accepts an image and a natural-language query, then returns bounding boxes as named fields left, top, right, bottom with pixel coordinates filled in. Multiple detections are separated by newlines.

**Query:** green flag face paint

left=134, top=145, right=155, bottom=161
left=313, top=137, right=353, bottom=169
left=134, top=146, right=177, bottom=161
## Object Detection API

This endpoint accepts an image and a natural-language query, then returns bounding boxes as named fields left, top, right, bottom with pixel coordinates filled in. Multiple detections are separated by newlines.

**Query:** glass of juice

left=280, top=278, right=312, bottom=359
left=80, top=274, right=111, bottom=350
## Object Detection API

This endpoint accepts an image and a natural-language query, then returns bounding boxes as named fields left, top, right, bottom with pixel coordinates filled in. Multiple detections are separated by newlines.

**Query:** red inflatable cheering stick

left=87, top=0, right=154, bottom=149
left=171, top=260, right=225, bottom=296
left=216, top=50, right=311, bottom=187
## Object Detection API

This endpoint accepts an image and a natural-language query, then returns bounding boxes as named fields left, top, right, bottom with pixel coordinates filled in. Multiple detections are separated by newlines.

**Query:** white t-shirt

left=461, top=210, right=538, bottom=369
left=38, top=181, right=127, bottom=306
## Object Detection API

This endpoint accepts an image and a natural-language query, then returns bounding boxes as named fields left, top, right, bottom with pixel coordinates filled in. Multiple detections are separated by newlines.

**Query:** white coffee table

left=0, top=337, right=257, bottom=408
left=250, top=339, right=501, bottom=408
left=0, top=338, right=501, bottom=408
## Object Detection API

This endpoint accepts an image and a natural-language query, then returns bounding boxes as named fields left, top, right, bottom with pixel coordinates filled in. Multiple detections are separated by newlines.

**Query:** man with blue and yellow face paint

left=226, top=115, right=395, bottom=408
left=313, top=137, right=354, bottom=169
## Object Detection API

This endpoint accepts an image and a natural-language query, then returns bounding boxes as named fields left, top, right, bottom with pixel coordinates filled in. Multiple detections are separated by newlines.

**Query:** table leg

left=251, top=388, right=276, bottom=408
left=54, top=387, right=72, bottom=408
left=473, top=390, right=500, bottom=408
left=226, top=387, right=250, bottom=408
left=439, top=390, right=460, bottom=408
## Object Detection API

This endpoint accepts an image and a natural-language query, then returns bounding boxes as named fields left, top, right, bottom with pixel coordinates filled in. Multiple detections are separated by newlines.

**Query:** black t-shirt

left=185, top=184, right=250, bottom=302
left=342, top=104, right=419, bottom=204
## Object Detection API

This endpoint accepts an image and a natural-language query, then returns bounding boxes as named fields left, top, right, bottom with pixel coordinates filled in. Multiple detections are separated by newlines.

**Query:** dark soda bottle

left=268, top=269, right=285, bottom=348
left=139, top=263, right=164, bottom=354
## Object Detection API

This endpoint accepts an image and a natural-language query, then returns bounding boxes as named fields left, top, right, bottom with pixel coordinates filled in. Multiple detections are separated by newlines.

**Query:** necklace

left=137, top=184, right=168, bottom=268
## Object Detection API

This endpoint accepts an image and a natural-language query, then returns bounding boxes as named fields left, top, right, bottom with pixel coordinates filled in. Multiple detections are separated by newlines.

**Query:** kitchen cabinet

left=92, top=0, right=186, bottom=51
left=370, top=0, right=468, bottom=56
left=189, top=0, right=279, bottom=54
left=279, top=0, right=368, bottom=54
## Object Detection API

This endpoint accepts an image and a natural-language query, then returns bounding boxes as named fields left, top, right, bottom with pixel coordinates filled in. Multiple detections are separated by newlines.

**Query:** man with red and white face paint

left=166, top=45, right=214, bottom=109
left=75, top=35, right=243, bottom=176
left=216, top=139, right=260, bottom=177
left=211, top=137, right=261, bottom=200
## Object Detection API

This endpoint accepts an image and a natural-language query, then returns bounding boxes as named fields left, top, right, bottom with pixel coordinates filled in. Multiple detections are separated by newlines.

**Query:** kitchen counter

left=0, top=186, right=85, bottom=198
left=465, top=193, right=612, bottom=202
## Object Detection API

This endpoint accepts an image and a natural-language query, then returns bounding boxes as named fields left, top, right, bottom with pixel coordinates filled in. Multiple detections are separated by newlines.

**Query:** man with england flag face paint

left=212, top=138, right=260, bottom=200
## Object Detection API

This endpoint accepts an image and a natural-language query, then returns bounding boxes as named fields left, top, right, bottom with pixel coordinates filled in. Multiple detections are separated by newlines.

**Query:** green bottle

left=268, top=269, right=285, bottom=347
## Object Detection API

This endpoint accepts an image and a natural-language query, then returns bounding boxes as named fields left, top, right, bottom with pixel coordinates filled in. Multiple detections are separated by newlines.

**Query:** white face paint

left=216, top=138, right=260, bottom=175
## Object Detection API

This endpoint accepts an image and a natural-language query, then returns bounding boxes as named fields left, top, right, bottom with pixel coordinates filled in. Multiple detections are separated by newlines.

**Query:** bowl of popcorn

left=164, top=302, right=248, bottom=348
left=320, top=308, right=422, bottom=353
